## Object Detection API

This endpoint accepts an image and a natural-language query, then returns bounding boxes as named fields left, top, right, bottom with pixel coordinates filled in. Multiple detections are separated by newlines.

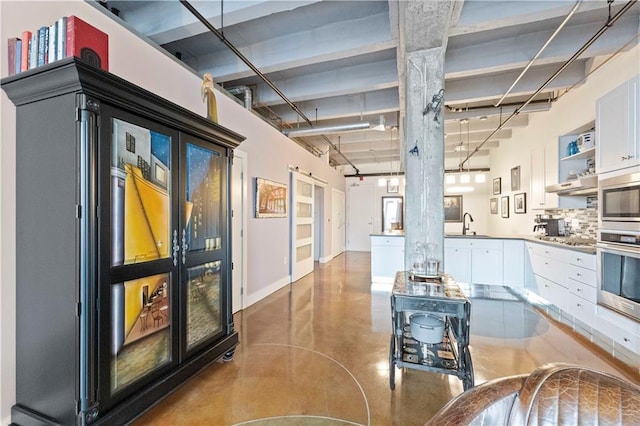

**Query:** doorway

left=231, top=150, right=247, bottom=313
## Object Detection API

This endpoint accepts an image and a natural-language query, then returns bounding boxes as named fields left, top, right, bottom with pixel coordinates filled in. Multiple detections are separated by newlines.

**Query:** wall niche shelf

left=561, top=147, right=596, bottom=161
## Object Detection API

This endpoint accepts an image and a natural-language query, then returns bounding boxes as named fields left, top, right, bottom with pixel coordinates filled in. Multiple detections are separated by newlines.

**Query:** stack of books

left=6, top=15, right=109, bottom=76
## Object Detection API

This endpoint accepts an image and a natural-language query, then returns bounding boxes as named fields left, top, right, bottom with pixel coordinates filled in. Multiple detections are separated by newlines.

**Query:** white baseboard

left=245, top=275, right=291, bottom=308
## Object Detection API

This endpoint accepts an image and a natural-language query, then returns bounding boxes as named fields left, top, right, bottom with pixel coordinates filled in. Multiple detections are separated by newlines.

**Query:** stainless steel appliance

left=599, top=173, right=640, bottom=229
left=597, top=232, right=640, bottom=321
left=546, top=218, right=566, bottom=237
left=597, top=173, right=640, bottom=321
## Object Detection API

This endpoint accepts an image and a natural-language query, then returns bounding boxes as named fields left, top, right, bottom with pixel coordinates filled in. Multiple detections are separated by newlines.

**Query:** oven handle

left=596, top=242, right=640, bottom=258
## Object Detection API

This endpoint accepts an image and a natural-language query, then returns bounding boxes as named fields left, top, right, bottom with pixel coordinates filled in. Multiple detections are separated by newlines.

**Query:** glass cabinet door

left=100, top=109, right=179, bottom=409
left=182, top=141, right=227, bottom=353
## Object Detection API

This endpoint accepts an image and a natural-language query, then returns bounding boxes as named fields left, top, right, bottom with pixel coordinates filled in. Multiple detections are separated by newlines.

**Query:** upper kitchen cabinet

left=596, top=75, right=640, bottom=174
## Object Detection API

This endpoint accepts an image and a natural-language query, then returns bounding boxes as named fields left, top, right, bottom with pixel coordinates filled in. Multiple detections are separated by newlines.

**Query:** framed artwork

left=490, top=197, right=498, bottom=214
left=387, top=180, right=399, bottom=193
left=493, top=177, right=501, bottom=195
left=444, top=195, right=463, bottom=222
left=511, top=166, right=521, bottom=191
left=514, top=192, right=527, bottom=214
left=501, top=196, right=509, bottom=218
left=255, top=177, right=288, bottom=218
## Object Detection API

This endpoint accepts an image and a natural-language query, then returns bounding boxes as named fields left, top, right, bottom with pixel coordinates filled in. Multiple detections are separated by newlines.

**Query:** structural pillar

left=404, top=48, right=447, bottom=270
left=400, top=0, right=454, bottom=271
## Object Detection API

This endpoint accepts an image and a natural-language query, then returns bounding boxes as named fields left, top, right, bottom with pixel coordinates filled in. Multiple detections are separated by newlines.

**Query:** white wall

left=444, top=183, right=491, bottom=235
left=488, top=45, right=640, bottom=236
left=0, top=1, right=346, bottom=422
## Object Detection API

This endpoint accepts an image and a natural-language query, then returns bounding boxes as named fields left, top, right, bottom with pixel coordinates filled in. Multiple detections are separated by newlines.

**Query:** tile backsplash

left=544, top=196, right=598, bottom=239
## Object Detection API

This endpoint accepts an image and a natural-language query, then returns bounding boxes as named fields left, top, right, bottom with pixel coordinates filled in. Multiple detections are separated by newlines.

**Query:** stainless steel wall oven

left=598, top=173, right=640, bottom=321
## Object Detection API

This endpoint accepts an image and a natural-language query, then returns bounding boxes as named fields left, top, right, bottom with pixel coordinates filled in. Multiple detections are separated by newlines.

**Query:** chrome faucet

left=462, top=212, right=474, bottom=235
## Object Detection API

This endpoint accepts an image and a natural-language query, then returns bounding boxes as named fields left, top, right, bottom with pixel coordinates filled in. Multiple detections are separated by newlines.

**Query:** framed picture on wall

left=490, top=197, right=498, bottom=214
left=387, top=180, right=399, bottom=193
left=511, top=166, right=521, bottom=191
left=501, top=196, right=509, bottom=218
left=514, top=192, right=527, bottom=214
left=493, top=177, right=501, bottom=195
left=444, top=195, right=463, bottom=222
left=255, top=177, right=288, bottom=218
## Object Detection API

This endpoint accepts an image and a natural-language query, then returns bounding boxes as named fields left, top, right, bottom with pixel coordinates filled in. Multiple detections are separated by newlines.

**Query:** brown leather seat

left=426, top=363, right=640, bottom=426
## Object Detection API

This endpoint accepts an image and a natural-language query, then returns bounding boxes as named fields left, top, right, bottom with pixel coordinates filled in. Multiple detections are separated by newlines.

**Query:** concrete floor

left=132, top=251, right=639, bottom=425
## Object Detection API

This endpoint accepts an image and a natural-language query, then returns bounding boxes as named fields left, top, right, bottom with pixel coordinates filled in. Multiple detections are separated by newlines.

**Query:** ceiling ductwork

left=227, top=85, right=253, bottom=111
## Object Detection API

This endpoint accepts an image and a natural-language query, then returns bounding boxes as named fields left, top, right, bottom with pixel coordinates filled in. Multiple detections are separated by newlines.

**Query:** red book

left=8, top=37, right=19, bottom=76
left=20, top=30, right=31, bottom=72
left=66, top=15, right=108, bottom=71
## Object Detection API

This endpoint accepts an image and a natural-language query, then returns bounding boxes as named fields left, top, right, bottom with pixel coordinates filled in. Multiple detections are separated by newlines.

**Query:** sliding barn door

left=290, top=172, right=315, bottom=282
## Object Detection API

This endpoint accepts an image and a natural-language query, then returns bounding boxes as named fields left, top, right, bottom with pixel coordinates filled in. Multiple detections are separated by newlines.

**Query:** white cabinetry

left=530, top=146, right=548, bottom=209
left=596, top=306, right=640, bottom=354
left=503, top=240, right=524, bottom=288
left=526, top=242, right=569, bottom=311
left=371, top=235, right=404, bottom=284
left=444, top=244, right=471, bottom=283
left=565, top=252, right=597, bottom=328
left=596, top=75, right=640, bottom=174
left=444, top=238, right=503, bottom=285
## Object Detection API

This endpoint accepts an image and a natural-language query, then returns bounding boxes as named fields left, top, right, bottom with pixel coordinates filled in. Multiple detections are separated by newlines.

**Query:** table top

left=392, top=271, right=468, bottom=302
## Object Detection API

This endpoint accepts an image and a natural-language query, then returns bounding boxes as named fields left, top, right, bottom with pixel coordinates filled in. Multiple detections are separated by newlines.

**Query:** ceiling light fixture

left=445, top=174, right=456, bottom=184
left=283, top=121, right=371, bottom=138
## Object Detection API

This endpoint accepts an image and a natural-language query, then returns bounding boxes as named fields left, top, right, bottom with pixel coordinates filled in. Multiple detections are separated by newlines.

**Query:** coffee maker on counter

left=533, top=215, right=566, bottom=237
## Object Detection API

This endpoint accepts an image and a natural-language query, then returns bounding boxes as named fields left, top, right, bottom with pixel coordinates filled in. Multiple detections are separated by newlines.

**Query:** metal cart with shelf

left=389, top=272, right=474, bottom=390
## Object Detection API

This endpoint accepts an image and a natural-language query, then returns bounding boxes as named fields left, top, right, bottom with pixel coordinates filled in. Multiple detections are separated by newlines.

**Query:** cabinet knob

left=577, top=303, right=581, bottom=307
left=576, top=258, right=582, bottom=262
left=624, top=337, right=631, bottom=342
left=576, top=273, right=582, bottom=277
left=577, top=288, right=581, bottom=292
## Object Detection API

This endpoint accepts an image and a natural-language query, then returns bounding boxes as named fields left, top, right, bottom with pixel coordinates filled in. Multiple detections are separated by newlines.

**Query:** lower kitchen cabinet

left=444, top=238, right=503, bottom=285
left=596, top=308, right=640, bottom=354
left=371, top=235, right=405, bottom=283
left=444, top=245, right=472, bottom=283
left=503, top=240, right=524, bottom=289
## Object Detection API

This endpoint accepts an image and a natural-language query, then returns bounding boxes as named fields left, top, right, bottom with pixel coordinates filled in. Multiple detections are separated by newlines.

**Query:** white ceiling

left=105, top=0, right=639, bottom=175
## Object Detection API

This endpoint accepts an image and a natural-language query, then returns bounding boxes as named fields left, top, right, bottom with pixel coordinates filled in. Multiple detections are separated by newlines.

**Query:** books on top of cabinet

left=5, top=15, right=108, bottom=77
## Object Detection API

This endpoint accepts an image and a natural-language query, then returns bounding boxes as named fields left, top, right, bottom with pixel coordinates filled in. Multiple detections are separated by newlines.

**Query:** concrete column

left=404, top=47, right=446, bottom=270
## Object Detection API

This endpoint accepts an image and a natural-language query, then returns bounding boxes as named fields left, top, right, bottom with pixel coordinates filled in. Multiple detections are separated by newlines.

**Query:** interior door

left=332, top=188, right=346, bottom=257
left=347, top=182, right=375, bottom=251
left=231, top=150, right=247, bottom=313
left=291, top=171, right=315, bottom=282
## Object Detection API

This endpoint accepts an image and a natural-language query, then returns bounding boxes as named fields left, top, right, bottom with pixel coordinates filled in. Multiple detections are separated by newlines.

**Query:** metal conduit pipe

left=495, top=0, right=583, bottom=107
left=180, top=0, right=360, bottom=174
left=459, top=0, right=638, bottom=170
left=227, top=86, right=253, bottom=110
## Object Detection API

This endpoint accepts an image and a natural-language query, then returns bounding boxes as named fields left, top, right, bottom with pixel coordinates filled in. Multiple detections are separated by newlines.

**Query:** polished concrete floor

left=133, top=252, right=639, bottom=425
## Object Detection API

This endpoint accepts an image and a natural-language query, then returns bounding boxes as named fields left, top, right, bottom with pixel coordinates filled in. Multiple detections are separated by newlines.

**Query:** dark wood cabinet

left=2, top=58, right=244, bottom=425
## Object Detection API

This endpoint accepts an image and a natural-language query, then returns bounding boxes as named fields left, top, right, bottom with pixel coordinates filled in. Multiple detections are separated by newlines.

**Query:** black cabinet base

left=11, top=332, right=239, bottom=426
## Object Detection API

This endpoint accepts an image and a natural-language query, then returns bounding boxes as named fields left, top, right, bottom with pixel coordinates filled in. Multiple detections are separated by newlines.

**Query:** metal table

left=389, top=272, right=474, bottom=390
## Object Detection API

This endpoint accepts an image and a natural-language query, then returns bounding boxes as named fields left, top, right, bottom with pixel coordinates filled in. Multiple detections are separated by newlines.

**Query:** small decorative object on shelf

left=201, top=72, right=219, bottom=123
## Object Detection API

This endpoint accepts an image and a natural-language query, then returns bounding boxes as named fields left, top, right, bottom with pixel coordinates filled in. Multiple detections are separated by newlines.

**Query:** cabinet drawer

left=535, top=275, right=567, bottom=311
left=567, top=298, right=596, bottom=327
left=530, top=253, right=567, bottom=286
left=568, top=278, right=597, bottom=303
left=371, top=236, right=404, bottom=247
left=531, top=243, right=570, bottom=262
left=567, top=264, right=596, bottom=287
left=597, top=315, right=640, bottom=353
left=567, top=252, right=596, bottom=270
